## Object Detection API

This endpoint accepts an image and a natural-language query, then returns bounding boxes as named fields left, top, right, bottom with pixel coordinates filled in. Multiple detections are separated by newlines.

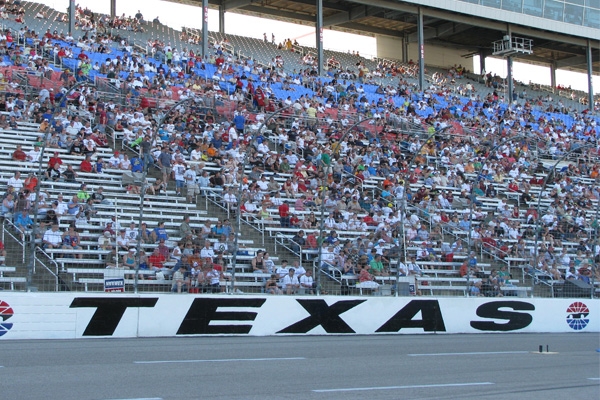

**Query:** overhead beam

left=240, top=5, right=316, bottom=23
left=286, top=0, right=348, bottom=12
left=323, top=6, right=368, bottom=26
left=407, top=21, right=471, bottom=42
left=346, top=0, right=590, bottom=47
left=222, top=0, right=253, bottom=11
left=338, top=22, right=403, bottom=37
left=555, top=54, right=591, bottom=69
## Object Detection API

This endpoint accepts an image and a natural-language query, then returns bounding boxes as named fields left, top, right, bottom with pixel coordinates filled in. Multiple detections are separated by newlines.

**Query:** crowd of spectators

left=0, top=3, right=598, bottom=294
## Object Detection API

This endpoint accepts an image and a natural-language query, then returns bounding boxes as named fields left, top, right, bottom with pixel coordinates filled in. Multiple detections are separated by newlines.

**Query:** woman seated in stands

left=300, top=212, right=318, bottom=230
left=126, top=183, right=141, bottom=195
left=146, top=178, right=166, bottom=196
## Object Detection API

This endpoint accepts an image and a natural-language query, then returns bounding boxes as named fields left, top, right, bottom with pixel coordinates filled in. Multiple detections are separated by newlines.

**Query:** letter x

left=277, top=299, right=364, bottom=334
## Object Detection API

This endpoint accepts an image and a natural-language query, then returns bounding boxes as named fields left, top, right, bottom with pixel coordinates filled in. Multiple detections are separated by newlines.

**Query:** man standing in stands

left=184, top=165, right=198, bottom=204
left=278, top=200, right=290, bottom=227
left=157, top=146, right=172, bottom=184
left=140, top=135, right=152, bottom=173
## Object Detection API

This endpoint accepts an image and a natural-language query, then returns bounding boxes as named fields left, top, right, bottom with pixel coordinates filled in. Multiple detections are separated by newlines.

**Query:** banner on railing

left=0, top=294, right=596, bottom=339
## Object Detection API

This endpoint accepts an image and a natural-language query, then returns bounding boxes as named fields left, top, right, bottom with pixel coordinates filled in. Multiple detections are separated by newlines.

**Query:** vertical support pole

left=110, top=0, right=117, bottom=18
left=68, top=0, right=76, bottom=36
left=479, top=51, right=486, bottom=75
left=202, top=0, right=209, bottom=58
left=507, top=56, right=514, bottom=104
left=219, top=5, right=225, bottom=34
left=402, top=35, right=409, bottom=64
left=587, top=39, right=594, bottom=109
left=550, top=61, right=557, bottom=90
left=417, top=7, right=425, bottom=91
left=316, top=0, right=323, bottom=76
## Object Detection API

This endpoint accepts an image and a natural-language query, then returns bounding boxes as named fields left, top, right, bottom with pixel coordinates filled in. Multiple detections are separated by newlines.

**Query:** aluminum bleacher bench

left=0, top=276, right=27, bottom=290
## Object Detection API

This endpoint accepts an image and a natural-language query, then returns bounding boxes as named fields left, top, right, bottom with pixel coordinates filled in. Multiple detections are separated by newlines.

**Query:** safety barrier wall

left=0, top=294, right=597, bottom=339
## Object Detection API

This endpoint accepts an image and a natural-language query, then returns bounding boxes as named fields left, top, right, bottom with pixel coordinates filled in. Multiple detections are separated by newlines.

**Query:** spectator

left=151, top=221, right=169, bottom=243
left=281, top=268, right=299, bottom=294
left=299, top=269, right=314, bottom=294
left=42, top=223, right=62, bottom=249
left=14, top=210, right=33, bottom=238
left=265, top=273, right=282, bottom=294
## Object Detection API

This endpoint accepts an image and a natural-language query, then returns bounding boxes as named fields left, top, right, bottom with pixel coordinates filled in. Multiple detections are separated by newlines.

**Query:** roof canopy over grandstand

left=163, top=0, right=599, bottom=76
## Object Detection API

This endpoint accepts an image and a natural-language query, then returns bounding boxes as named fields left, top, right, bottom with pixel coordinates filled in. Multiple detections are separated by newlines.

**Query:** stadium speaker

left=561, top=279, right=593, bottom=298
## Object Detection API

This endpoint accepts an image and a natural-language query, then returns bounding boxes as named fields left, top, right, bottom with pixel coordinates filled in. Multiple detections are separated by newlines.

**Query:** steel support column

left=110, top=0, right=117, bottom=18
left=202, top=0, right=209, bottom=58
left=68, top=0, right=76, bottom=36
left=417, top=7, right=425, bottom=91
left=219, top=5, right=225, bottom=34
left=587, top=39, right=594, bottom=109
left=507, top=56, right=514, bottom=104
left=316, top=0, right=324, bottom=76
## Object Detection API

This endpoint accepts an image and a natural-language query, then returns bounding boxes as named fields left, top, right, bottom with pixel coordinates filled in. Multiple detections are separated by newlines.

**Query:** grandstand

left=0, top=0, right=597, bottom=299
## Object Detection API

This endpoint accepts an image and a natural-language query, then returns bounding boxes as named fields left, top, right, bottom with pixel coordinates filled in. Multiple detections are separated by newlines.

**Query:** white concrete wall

left=376, top=35, right=404, bottom=60
left=407, top=43, right=468, bottom=70
left=375, top=38, right=469, bottom=70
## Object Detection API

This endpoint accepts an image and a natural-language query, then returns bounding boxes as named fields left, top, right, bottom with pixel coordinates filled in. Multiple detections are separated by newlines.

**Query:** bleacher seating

left=0, top=0, right=597, bottom=297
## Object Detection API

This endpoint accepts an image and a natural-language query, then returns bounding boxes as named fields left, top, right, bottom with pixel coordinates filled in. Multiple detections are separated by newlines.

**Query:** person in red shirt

left=23, top=173, right=38, bottom=192
left=80, top=155, right=93, bottom=173
left=48, top=152, right=63, bottom=169
left=363, top=213, right=376, bottom=226
left=148, top=248, right=166, bottom=270
left=305, top=231, right=318, bottom=249
left=12, top=145, right=27, bottom=161
left=289, top=212, right=300, bottom=228
left=278, top=202, right=289, bottom=227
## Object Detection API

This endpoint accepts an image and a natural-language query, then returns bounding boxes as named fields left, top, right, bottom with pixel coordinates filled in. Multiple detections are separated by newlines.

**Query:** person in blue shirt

left=151, top=221, right=168, bottom=243
left=233, top=113, right=245, bottom=133
left=15, top=210, right=33, bottom=235
left=130, top=157, right=143, bottom=173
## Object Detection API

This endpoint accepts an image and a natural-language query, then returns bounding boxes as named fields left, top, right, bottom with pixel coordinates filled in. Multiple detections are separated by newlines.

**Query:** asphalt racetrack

left=1, top=333, right=598, bottom=400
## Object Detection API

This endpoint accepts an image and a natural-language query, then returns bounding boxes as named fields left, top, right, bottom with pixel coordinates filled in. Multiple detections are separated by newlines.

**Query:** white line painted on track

left=408, top=351, right=529, bottom=357
left=103, top=398, right=163, bottom=400
left=588, top=378, right=600, bottom=381
left=313, top=382, right=494, bottom=393
left=134, top=357, right=306, bottom=364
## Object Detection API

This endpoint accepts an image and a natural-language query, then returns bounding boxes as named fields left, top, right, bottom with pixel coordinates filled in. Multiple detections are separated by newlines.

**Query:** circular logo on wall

left=0, top=300, right=14, bottom=337
left=566, top=302, right=589, bottom=331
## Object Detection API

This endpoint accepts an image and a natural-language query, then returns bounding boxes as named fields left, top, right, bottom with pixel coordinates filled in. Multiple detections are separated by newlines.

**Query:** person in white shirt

left=397, top=261, right=408, bottom=276
left=320, top=245, right=336, bottom=270
left=299, top=269, right=314, bottom=294
left=406, top=256, right=423, bottom=276
left=184, top=167, right=199, bottom=204
left=172, top=161, right=186, bottom=196
left=281, top=268, right=299, bottom=295
left=43, top=224, right=62, bottom=249
left=27, top=146, right=41, bottom=162
left=200, top=241, right=215, bottom=259
left=124, top=222, right=138, bottom=243
left=7, top=172, right=23, bottom=192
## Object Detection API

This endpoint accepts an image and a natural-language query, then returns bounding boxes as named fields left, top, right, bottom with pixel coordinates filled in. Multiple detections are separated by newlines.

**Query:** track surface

left=1, top=334, right=598, bottom=399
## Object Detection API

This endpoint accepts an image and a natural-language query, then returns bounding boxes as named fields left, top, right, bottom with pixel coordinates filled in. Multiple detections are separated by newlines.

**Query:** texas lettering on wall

left=69, top=297, right=537, bottom=336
